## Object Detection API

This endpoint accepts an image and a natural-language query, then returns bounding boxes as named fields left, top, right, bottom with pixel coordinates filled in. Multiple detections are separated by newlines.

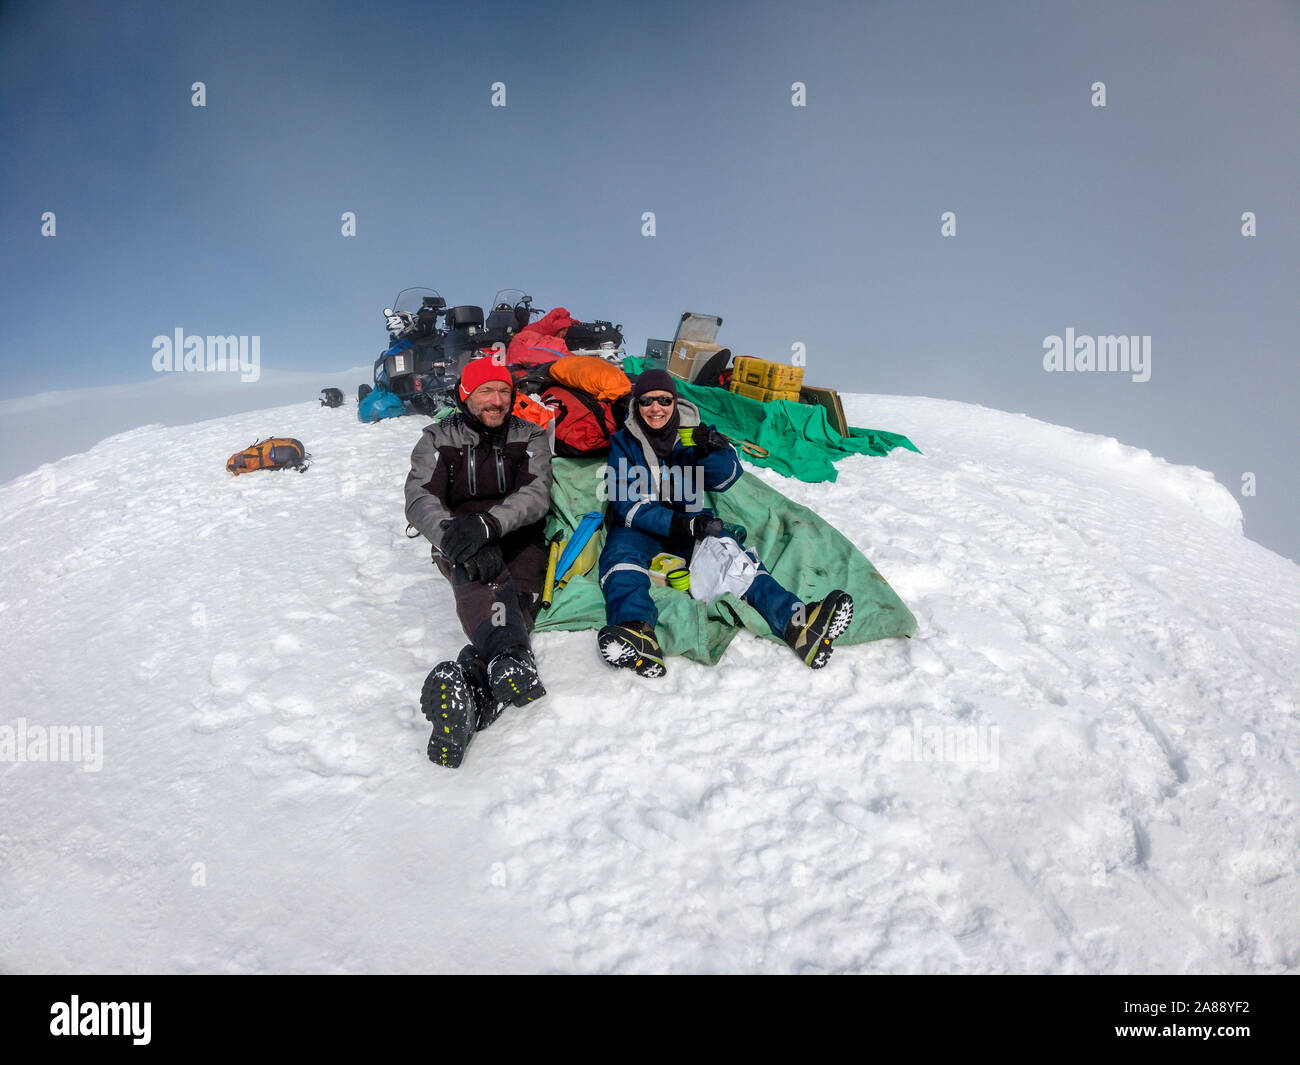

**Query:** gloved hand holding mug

left=691, top=424, right=730, bottom=459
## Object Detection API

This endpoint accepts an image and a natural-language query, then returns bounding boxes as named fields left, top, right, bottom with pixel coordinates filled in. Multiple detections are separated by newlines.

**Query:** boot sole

left=421, top=663, right=476, bottom=768
left=598, top=629, right=667, bottom=678
left=802, top=593, right=854, bottom=670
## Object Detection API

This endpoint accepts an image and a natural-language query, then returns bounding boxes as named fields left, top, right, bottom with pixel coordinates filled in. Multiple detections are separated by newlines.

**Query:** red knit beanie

left=458, top=355, right=514, bottom=401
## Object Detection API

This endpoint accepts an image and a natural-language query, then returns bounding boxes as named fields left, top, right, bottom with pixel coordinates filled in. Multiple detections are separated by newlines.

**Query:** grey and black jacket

left=404, top=412, right=553, bottom=558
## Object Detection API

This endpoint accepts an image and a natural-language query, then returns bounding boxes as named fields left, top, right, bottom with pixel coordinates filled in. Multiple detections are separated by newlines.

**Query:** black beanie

left=632, top=369, right=678, bottom=400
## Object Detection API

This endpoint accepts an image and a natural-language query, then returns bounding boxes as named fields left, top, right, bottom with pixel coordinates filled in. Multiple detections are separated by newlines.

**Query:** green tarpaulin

left=535, top=457, right=918, bottom=664
left=621, top=355, right=920, bottom=483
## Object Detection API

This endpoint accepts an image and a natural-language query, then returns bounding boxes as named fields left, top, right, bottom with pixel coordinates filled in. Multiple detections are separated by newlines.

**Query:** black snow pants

left=433, top=530, right=547, bottom=662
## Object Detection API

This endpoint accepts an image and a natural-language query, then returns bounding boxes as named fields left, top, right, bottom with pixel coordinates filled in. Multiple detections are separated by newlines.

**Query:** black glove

left=672, top=514, right=724, bottom=541
left=460, top=543, right=505, bottom=584
left=691, top=424, right=730, bottom=458
left=440, top=513, right=499, bottom=564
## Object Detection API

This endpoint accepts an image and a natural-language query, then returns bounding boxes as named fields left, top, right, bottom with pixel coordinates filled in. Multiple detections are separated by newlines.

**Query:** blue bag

left=358, top=387, right=406, bottom=423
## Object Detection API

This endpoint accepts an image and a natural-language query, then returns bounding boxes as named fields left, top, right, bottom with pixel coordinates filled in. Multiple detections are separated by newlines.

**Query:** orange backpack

left=226, top=437, right=311, bottom=474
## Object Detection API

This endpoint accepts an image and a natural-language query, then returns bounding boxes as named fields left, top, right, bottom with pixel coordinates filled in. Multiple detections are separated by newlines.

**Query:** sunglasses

left=636, top=395, right=675, bottom=408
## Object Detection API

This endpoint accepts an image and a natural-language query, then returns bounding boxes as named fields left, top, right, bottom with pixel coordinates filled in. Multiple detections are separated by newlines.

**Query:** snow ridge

left=0, top=392, right=1295, bottom=974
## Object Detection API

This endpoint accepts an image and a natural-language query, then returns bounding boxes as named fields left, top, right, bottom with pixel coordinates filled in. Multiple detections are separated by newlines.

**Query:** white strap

left=625, top=499, right=648, bottom=527
left=599, top=562, right=651, bottom=588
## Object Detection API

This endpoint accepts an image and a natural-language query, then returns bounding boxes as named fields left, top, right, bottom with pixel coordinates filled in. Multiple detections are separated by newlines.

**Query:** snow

left=0, top=391, right=1296, bottom=974
left=0, top=364, right=372, bottom=488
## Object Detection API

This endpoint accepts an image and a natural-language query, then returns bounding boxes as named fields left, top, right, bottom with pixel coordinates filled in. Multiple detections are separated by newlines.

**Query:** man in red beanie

left=405, top=355, right=553, bottom=768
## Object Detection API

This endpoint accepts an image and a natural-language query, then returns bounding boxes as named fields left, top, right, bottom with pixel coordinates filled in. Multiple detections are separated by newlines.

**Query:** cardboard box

left=668, top=339, right=725, bottom=383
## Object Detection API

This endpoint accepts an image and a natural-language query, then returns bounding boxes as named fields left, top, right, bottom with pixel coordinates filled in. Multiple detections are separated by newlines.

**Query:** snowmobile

left=363, top=288, right=538, bottom=416
left=440, top=288, right=538, bottom=388
left=361, top=288, right=626, bottom=414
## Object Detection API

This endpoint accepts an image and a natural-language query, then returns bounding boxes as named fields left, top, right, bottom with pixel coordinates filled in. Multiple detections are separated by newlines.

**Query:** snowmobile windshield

left=491, top=288, right=529, bottom=312
left=393, top=287, right=443, bottom=315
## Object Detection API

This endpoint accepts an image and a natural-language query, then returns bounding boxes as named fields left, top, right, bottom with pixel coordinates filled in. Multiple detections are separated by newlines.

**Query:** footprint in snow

left=263, top=725, right=373, bottom=777
left=271, top=633, right=302, bottom=656
left=273, top=694, right=314, bottom=721
left=394, top=628, right=424, bottom=648
left=263, top=726, right=306, bottom=754
left=907, top=639, right=951, bottom=677
left=207, top=651, right=253, bottom=695
left=188, top=692, right=256, bottom=733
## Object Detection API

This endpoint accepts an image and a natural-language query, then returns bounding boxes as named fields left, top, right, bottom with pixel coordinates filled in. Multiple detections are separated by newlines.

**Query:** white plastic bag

left=688, top=536, right=758, bottom=603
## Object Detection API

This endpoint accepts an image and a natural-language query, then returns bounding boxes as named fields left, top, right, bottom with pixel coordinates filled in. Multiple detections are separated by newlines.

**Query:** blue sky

left=2, top=0, right=1297, bottom=559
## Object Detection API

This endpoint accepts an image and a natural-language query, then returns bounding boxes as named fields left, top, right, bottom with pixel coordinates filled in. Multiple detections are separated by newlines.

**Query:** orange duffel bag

left=512, top=391, right=557, bottom=428
left=547, top=354, right=631, bottom=402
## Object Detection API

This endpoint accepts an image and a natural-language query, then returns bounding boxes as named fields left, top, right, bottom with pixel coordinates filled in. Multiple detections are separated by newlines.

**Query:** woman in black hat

left=597, top=370, right=853, bottom=676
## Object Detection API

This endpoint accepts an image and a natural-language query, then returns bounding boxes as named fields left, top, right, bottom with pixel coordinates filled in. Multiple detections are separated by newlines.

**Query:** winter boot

left=597, top=620, right=667, bottom=678
left=784, top=590, right=854, bottom=669
left=457, top=644, right=505, bottom=730
left=420, top=660, right=479, bottom=768
left=486, top=646, right=546, bottom=708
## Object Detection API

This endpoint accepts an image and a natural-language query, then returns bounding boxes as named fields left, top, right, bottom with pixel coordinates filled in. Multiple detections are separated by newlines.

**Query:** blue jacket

left=604, top=397, right=742, bottom=539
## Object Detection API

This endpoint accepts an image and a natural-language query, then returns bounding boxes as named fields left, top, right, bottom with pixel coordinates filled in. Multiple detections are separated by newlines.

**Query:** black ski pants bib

left=434, top=531, right=546, bottom=661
